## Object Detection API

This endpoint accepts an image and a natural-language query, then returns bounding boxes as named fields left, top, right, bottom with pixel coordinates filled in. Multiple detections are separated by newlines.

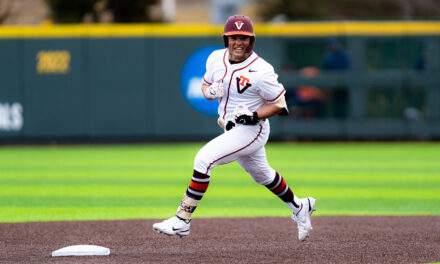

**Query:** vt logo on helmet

left=223, top=15, right=255, bottom=53
left=234, top=21, right=244, bottom=30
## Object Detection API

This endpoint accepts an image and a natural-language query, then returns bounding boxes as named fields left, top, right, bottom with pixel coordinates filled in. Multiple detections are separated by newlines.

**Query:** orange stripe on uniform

left=273, top=178, right=287, bottom=194
left=189, top=181, right=209, bottom=192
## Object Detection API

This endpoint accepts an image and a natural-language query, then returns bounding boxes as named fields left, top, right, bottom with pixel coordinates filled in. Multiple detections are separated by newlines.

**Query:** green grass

left=0, top=142, right=439, bottom=222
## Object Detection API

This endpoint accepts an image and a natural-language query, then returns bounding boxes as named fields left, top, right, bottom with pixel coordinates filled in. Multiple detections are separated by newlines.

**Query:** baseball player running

left=153, top=15, right=316, bottom=241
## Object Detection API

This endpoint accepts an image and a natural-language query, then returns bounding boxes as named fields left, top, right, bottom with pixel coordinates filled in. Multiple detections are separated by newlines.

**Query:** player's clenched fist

left=203, top=81, right=224, bottom=100
left=234, top=104, right=260, bottom=125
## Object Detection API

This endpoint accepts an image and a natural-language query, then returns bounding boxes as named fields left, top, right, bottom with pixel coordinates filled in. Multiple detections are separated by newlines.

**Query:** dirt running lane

left=0, top=216, right=439, bottom=263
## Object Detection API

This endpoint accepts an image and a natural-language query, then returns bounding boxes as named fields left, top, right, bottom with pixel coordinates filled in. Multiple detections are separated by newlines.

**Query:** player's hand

left=203, top=82, right=223, bottom=99
left=236, top=112, right=260, bottom=125
left=234, top=104, right=260, bottom=125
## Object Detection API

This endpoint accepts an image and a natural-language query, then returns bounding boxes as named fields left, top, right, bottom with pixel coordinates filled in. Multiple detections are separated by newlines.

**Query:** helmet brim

left=223, top=31, right=254, bottom=36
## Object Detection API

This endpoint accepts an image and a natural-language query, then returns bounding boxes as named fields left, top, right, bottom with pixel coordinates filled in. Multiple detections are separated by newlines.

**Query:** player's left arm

left=234, top=98, right=286, bottom=125
left=255, top=103, right=283, bottom=119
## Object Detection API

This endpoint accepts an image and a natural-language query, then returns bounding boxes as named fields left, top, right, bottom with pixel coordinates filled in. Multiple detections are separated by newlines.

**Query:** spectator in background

left=414, top=46, right=426, bottom=71
left=282, top=65, right=327, bottom=119
left=323, top=38, right=350, bottom=70
left=293, top=85, right=326, bottom=118
left=322, top=38, right=349, bottom=118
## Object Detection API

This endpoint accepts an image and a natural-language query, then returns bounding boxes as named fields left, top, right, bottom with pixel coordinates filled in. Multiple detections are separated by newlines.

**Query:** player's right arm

left=201, top=83, right=215, bottom=101
left=201, top=82, right=223, bottom=101
left=201, top=49, right=225, bottom=101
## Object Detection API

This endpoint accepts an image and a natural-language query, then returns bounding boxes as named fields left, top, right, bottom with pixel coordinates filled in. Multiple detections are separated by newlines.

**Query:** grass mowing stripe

left=0, top=173, right=438, bottom=188
left=1, top=171, right=438, bottom=183
left=0, top=180, right=438, bottom=190
left=0, top=207, right=291, bottom=222
left=1, top=186, right=439, bottom=199
left=0, top=196, right=438, bottom=214
left=0, top=196, right=281, bottom=207
left=2, top=166, right=439, bottom=175
left=0, top=165, right=191, bottom=172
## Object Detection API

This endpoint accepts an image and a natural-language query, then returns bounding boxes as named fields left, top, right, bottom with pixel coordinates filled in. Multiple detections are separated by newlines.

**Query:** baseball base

left=51, top=245, right=110, bottom=257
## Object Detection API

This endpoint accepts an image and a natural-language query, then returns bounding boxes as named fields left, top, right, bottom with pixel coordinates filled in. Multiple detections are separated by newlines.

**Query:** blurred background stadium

left=0, top=0, right=439, bottom=142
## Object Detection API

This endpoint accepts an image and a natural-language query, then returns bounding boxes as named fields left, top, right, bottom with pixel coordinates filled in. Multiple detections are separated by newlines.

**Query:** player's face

left=228, top=35, right=251, bottom=62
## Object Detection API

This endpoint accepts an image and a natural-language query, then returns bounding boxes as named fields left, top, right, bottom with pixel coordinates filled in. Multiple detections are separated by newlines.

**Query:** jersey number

left=236, top=76, right=252, bottom=94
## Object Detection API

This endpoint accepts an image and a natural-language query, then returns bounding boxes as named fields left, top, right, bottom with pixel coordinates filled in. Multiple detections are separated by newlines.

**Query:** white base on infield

left=51, top=245, right=110, bottom=257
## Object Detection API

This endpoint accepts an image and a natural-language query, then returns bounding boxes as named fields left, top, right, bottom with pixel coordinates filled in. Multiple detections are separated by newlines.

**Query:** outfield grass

left=0, top=142, right=439, bottom=222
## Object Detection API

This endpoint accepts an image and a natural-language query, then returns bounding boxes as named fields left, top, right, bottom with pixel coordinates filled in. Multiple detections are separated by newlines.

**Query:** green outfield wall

left=0, top=21, right=439, bottom=141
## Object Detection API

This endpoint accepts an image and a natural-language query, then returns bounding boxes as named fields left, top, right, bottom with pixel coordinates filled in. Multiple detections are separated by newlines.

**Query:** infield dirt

left=0, top=216, right=439, bottom=263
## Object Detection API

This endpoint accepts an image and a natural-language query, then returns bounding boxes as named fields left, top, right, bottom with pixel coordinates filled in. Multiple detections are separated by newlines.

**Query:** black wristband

left=252, top=111, right=260, bottom=124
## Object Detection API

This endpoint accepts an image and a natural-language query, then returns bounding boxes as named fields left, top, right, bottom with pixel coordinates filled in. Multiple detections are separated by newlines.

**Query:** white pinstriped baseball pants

left=193, top=120, right=276, bottom=185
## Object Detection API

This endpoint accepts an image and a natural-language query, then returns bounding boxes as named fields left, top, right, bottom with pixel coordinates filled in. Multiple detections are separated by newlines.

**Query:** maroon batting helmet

left=223, top=15, right=255, bottom=53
